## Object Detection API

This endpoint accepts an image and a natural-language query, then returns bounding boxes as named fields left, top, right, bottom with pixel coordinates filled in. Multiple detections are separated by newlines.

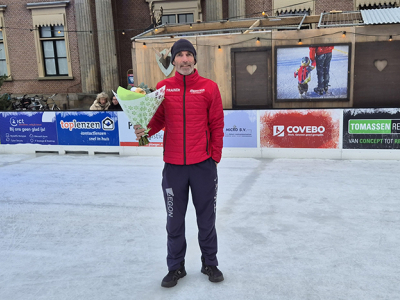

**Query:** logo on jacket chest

left=166, top=88, right=180, bottom=92
left=189, top=89, right=205, bottom=94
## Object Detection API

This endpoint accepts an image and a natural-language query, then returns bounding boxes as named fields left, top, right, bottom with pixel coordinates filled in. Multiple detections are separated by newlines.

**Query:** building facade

left=0, top=0, right=398, bottom=109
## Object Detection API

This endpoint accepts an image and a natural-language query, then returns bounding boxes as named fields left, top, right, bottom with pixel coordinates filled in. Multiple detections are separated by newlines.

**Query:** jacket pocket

left=205, top=130, right=209, bottom=155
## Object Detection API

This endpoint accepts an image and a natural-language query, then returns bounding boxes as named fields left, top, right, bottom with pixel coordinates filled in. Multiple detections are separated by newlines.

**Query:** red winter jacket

left=148, top=69, right=224, bottom=165
left=309, top=46, right=334, bottom=61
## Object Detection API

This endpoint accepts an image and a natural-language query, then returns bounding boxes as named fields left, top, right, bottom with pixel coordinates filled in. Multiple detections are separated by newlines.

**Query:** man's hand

left=134, top=125, right=146, bottom=141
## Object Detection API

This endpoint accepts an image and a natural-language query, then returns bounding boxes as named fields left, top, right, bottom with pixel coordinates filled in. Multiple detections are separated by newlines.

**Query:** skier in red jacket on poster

left=294, top=56, right=314, bottom=98
left=309, top=46, right=334, bottom=95
left=134, top=39, right=224, bottom=288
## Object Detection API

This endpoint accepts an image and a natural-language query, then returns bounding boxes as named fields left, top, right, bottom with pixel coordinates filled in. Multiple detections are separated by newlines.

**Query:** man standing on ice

left=134, top=39, right=225, bottom=288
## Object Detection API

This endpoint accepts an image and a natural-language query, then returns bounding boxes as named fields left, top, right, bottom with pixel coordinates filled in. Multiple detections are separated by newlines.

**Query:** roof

left=361, top=7, right=400, bottom=25
left=133, top=8, right=400, bottom=40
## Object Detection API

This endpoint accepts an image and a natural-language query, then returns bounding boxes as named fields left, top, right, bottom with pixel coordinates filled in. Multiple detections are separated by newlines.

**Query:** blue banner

left=0, top=111, right=58, bottom=145
left=56, top=111, right=119, bottom=146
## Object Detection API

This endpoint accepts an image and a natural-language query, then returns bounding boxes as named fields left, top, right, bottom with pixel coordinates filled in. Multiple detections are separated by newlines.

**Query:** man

left=309, top=46, right=334, bottom=95
left=134, top=39, right=225, bottom=288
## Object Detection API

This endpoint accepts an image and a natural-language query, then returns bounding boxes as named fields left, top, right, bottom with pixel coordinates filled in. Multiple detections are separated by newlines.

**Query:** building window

left=162, top=14, right=176, bottom=24
left=162, top=13, right=194, bottom=24
left=0, top=30, right=7, bottom=76
left=40, top=26, right=68, bottom=76
left=0, top=6, right=11, bottom=78
left=178, top=13, right=194, bottom=23
left=27, top=1, right=73, bottom=79
left=147, top=0, right=202, bottom=23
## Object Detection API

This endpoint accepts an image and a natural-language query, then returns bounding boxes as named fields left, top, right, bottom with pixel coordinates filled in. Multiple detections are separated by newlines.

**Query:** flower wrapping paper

left=113, top=85, right=166, bottom=132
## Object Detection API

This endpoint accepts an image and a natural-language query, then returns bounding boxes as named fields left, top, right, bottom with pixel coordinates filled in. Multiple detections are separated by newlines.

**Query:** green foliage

left=0, top=74, right=8, bottom=87
left=0, top=74, right=11, bottom=110
left=126, top=83, right=153, bottom=94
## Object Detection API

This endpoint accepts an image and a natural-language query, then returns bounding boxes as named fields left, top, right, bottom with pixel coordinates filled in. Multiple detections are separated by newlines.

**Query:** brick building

left=0, top=0, right=398, bottom=109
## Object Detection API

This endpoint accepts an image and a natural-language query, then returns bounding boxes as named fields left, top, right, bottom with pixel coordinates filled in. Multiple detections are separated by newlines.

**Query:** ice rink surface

left=1, top=154, right=399, bottom=300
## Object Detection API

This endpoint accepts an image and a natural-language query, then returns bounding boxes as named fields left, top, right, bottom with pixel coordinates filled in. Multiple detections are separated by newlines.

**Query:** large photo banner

left=223, top=110, right=257, bottom=148
left=0, top=111, right=58, bottom=145
left=276, top=44, right=350, bottom=101
left=260, top=109, right=340, bottom=148
left=117, top=112, right=163, bottom=147
left=343, top=109, right=400, bottom=149
left=56, top=111, right=119, bottom=146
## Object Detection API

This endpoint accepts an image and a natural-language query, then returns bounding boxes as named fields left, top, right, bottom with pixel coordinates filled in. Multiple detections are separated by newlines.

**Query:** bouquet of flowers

left=113, top=85, right=166, bottom=146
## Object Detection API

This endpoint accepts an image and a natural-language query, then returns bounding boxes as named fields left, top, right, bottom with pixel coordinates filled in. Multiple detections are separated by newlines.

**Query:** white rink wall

left=2, top=108, right=400, bottom=160
left=2, top=145, right=400, bottom=160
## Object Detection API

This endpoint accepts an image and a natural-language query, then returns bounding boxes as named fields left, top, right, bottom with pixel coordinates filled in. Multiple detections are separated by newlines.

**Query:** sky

left=1, top=154, right=399, bottom=300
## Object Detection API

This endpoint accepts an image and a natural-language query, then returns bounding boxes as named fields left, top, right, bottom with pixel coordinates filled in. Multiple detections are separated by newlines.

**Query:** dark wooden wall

left=231, top=47, right=272, bottom=109
left=354, top=41, right=400, bottom=108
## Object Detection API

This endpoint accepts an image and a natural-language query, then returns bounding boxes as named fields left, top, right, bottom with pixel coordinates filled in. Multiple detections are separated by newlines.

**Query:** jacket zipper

left=206, top=130, right=209, bottom=155
left=183, top=76, right=186, bottom=165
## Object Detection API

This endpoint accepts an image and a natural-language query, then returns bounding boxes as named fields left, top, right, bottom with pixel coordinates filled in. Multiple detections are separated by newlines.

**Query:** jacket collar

left=174, top=68, right=199, bottom=85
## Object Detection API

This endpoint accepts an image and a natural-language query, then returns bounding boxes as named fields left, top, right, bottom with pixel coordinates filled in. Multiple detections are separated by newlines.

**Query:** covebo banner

left=260, top=110, right=340, bottom=148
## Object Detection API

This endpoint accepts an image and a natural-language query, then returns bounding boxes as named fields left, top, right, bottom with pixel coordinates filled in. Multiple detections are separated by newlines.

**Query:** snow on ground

left=1, top=154, right=399, bottom=300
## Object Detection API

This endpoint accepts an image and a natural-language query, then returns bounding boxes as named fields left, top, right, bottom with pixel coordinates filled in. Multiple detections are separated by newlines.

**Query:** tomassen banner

left=343, top=109, right=400, bottom=149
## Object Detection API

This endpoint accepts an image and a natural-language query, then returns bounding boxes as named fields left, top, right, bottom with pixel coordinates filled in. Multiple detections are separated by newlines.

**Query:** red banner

left=260, top=110, right=340, bottom=148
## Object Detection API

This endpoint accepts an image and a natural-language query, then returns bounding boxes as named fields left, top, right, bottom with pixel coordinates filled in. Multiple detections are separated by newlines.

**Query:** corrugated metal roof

left=361, top=7, right=400, bottom=25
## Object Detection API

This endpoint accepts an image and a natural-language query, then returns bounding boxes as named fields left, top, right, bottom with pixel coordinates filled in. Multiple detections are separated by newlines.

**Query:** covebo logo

left=273, top=125, right=325, bottom=137
left=273, top=126, right=285, bottom=137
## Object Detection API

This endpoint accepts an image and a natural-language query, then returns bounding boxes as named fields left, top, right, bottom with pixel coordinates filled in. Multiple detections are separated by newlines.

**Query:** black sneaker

left=161, top=261, right=186, bottom=288
left=201, top=257, right=224, bottom=282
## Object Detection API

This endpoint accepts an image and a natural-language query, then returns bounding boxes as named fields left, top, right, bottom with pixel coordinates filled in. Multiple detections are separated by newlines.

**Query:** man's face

left=173, top=51, right=195, bottom=76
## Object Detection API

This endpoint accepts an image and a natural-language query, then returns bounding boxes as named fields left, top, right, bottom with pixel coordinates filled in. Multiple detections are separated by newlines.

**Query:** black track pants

left=161, top=157, right=219, bottom=271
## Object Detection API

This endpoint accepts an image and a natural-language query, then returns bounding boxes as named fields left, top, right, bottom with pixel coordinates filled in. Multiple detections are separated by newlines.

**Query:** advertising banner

left=56, top=111, right=119, bottom=146
left=223, top=110, right=257, bottom=148
left=117, top=112, right=163, bottom=147
left=343, top=109, right=400, bottom=149
left=260, top=109, right=340, bottom=148
left=0, top=111, right=58, bottom=145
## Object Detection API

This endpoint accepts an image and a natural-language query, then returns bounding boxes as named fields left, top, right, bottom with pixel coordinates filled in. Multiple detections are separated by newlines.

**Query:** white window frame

left=27, top=1, right=73, bottom=80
